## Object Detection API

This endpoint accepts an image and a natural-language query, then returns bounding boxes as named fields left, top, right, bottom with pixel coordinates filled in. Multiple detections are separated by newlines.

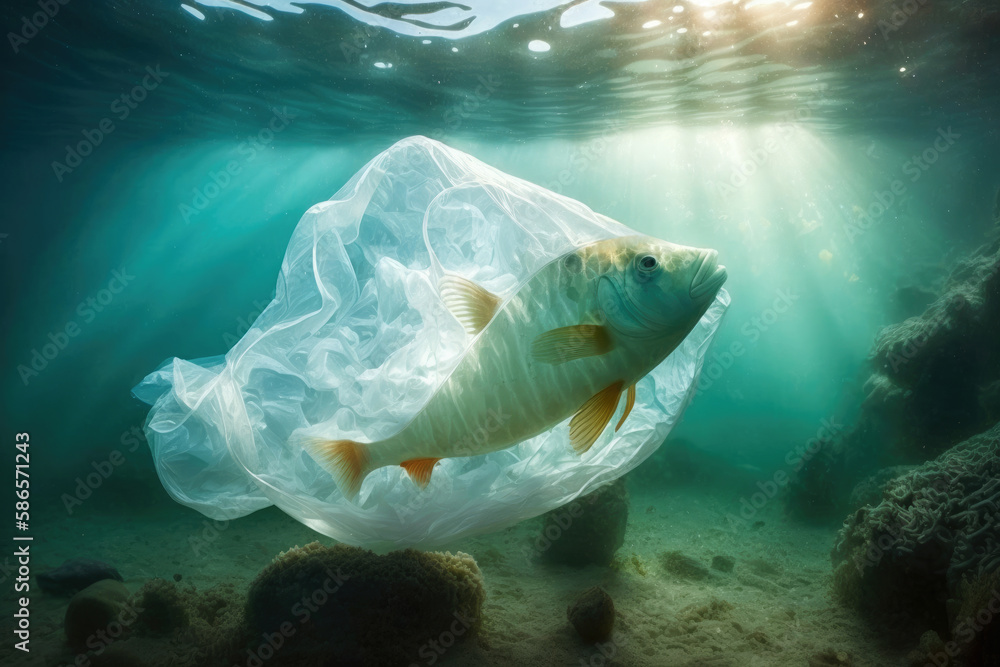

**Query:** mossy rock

left=132, top=578, right=190, bottom=635
left=538, top=478, right=629, bottom=567
left=567, top=586, right=615, bottom=643
left=244, top=542, right=484, bottom=666
left=64, top=579, right=132, bottom=651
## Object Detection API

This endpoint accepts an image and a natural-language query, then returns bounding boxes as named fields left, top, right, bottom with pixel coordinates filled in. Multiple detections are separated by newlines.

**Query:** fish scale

left=308, top=234, right=726, bottom=500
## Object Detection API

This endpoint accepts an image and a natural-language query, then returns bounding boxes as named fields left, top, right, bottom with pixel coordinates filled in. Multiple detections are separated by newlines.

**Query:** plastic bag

left=132, top=136, right=730, bottom=549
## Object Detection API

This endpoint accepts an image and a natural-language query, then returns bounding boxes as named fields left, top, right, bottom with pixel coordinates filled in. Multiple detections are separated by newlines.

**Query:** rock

left=130, top=581, right=243, bottom=664
left=947, top=568, right=1000, bottom=666
left=38, top=558, right=123, bottom=596
left=787, top=232, right=1000, bottom=522
left=832, top=423, right=1000, bottom=639
left=847, top=465, right=915, bottom=510
left=660, top=551, right=710, bottom=580
left=64, top=579, right=132, bottom=651
left=538, top=477, right=628, bottom=567
left=711, top=555, right=735, bottom=573
left=567, top=586, right=615, bottom=643
left=131, top=578, right=189, bottom=635
left=245, top=542, right=484, bottom=665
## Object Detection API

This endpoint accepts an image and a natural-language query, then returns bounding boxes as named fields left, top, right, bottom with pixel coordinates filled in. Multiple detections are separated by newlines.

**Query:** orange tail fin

left=305, top=438, right=372, bottom=501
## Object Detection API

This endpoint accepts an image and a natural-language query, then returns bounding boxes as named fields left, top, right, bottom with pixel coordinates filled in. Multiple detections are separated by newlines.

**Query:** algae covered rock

left=39, top=557, right=123, bottom=596
left=244, top=542, right=484, bottom=666
left=128, top=580, right=244, bottom=666
left=64, top=579, right=134, bottom=651
left=787, top=234, right=1000, bottom=521
left=131, top=578, right=190, bottom=635
left=846, top=465, right=915, bottom=510
left=536, top=477, right=628, bottom=566
left=831, top=422, right=1000, bottom=641
left=567, top=586, right=615, bottom=643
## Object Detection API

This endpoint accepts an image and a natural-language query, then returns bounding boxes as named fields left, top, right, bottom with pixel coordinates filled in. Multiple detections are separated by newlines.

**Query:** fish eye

left=638, top=255, right=658, bottom=272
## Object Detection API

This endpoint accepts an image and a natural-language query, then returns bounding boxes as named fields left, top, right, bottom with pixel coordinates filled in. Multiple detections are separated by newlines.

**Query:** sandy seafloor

left=6, top=470, right=909, bottom=667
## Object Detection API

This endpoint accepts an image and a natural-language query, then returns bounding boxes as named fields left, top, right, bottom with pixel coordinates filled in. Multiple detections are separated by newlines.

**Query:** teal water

left=2, top=1, right=999, bottom=665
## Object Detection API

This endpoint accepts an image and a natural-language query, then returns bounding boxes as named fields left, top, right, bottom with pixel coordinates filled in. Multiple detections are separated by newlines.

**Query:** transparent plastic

left=132, top=136, right=729, bottom=549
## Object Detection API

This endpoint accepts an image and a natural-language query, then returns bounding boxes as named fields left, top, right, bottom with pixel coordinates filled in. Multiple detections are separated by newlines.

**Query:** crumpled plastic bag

left=133, top=136, right=730, bottom=549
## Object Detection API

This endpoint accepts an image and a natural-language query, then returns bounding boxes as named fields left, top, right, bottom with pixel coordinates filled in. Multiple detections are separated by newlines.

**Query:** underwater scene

left=2, top=0, right=1000, bottom=665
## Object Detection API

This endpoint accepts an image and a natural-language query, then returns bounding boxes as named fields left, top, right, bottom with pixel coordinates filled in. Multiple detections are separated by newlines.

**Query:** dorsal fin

left=569, top=381, right=625, bottom=454
left=439, top=275, right=502, bottom=335
left=532, top=325, right=614, bottom=365
left=400, top=457, right=441, bottom=489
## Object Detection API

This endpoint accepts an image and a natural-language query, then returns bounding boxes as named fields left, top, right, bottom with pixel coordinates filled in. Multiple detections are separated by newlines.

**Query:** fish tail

left=302, top=437, right=373, bottom=501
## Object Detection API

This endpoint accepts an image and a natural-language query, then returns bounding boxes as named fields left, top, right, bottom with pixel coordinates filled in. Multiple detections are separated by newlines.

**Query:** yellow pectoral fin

left=615, top=383, right=636, bottom=432
left=400, top=457, right=442, bottom=489
left=532, top=324, right=614, bottom=365
left=569, top=380, right=625, bottom=454
left=439, top=274, right=502, bottom=335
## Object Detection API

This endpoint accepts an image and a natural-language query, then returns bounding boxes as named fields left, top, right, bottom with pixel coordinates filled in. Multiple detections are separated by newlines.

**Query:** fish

left=304, top=235, right=728, bottom=500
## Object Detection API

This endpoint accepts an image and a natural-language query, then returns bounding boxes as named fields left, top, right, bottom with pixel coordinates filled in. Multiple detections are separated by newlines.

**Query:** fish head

left=598, top=237, right=727, bottom=340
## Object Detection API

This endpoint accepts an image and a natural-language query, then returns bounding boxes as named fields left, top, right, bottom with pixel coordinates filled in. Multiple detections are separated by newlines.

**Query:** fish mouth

left=690, top=249, right=728, bottom=303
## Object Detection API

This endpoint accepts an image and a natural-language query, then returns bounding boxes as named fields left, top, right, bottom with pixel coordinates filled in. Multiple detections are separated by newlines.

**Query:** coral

left=111, top=580, right=245, bottom=667
left=789, top=234, right=1000, bottom=521
left=659, top=551, right=711, bottom=580
left=847, top=465, right=916, bottom=510
left=831, top=422, right=1000, bottom=639
left=947, top=568, right=1000, bottom=666
left=538, top=477, right=629, bottom=567
left=566, top=587, right=615, bottom=643
left=38, top=558, right=123, bottom=596
left=131, top=579, right=189, bottom=635
left=243, top=542, right=485, bottom=666
left=64, top=579, right=132, bottom=651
